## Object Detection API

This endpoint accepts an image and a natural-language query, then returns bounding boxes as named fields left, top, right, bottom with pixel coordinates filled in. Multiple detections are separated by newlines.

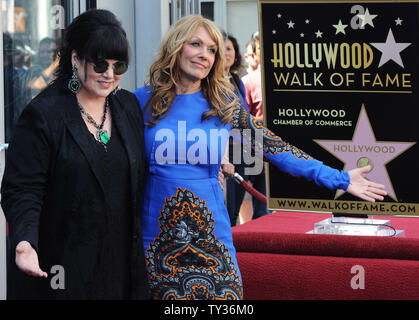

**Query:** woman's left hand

left=221, top=162, right=235, bottom=178
left=218, top=163, right=235, bottom=189
left=218, top=170, right=225, bottom=189
left=346, top=165, right=387, bottom=202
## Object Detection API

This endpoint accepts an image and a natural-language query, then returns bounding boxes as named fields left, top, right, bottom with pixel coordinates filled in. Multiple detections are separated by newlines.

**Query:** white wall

left=97, top=0, right=170, bottom=90
left=96, top=0, right=137, bottom=91
left=134, top=0, right=170, bottom=88
left=226, top=0, right=259, bottom=58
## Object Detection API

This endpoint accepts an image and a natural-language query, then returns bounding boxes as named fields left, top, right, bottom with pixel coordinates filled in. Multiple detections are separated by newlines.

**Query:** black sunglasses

left=92, top=60, right=128, bottom=75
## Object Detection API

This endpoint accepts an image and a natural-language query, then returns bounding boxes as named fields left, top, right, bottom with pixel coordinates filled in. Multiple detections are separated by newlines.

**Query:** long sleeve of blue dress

left=230, top=104, right=350, bottom=191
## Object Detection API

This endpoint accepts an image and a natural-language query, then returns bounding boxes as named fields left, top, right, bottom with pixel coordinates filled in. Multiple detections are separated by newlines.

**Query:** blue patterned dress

left=134, top=86, right=350, bottom=300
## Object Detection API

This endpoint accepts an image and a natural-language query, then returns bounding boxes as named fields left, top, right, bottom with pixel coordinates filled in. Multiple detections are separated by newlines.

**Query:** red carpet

left=232, top=212, right=419, bottom=300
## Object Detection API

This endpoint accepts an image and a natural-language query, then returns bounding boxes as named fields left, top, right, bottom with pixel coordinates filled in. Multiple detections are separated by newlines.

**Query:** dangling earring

left=68, top=65, right=81, bottom=94
left=112, top=85, right=119, bottom=96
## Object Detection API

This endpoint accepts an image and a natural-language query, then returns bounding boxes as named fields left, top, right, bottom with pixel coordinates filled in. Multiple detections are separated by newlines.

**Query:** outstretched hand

left=15, top=241, right=48, bottom=278
left=346, top=165, right=387, bottom=202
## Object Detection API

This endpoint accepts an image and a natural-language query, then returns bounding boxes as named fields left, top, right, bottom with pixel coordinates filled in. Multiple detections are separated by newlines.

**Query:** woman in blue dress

left=134, top=15, right=387, bottom=300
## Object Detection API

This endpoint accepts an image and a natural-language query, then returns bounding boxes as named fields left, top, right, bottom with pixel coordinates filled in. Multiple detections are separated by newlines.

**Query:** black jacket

left=1, top=80, right=150, bottom=299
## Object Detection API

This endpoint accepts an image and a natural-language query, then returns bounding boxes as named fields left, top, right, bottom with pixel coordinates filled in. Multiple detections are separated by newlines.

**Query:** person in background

left=222, top=31, right=250, bottom=226
left=243, top=39, right=259, bottom=75
left=20, top=38, right=60, bottom=108
left=2, top=35, right=34, bottom=142
left=134, top=15, right=387, bottom=300
left=241, top=31, right=268, bottom=220
left=2, top=9, right=150, bottom=300
left=3, top=33, right=20, bottom=142
left=242, top=32, right=262, bottom=124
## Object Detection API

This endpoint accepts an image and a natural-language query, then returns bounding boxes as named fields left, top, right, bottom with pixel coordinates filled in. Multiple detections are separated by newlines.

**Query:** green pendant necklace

left=78, top=98, right=110, bottom=148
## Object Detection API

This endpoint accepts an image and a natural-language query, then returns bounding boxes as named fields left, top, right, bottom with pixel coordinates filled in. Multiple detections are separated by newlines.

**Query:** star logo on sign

left=370, top=28, right=411, bottom=68
left=357, top=8, right=378, bottom=28
left=313, top=105, right=415, bottom=201
left=333, top=20, right=348, bottom=35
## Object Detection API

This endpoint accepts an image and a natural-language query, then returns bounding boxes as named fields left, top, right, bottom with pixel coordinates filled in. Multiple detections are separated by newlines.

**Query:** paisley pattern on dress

left=146, top=188, right=243, bottom=300
left=231, top=104, right=312, bottom=160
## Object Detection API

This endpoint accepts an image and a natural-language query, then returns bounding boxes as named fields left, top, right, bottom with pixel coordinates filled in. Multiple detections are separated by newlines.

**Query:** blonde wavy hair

left=144, top=15, right=238, bottom=127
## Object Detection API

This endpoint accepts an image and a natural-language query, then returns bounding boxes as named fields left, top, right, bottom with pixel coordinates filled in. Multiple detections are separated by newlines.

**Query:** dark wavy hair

left=222, top=31, right=243, bottom=75
left=54, top=9, right=130, bottom=81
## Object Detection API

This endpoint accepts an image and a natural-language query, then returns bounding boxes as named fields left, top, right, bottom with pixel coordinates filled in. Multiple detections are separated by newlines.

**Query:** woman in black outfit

left=1, top=9, right=150, bottom=300
left=222, top=32, right=251, bottom=226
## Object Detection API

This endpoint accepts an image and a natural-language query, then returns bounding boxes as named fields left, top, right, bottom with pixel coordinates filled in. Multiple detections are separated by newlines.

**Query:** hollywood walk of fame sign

left=259, top=0, right=419, bottom=216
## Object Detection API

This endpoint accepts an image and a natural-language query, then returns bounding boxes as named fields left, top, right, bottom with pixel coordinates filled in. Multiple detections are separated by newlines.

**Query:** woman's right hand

left=15, top=241, right=48, bottom=278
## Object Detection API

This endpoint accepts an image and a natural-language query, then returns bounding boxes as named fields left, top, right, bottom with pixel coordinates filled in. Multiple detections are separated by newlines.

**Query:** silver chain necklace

left=78, top=98, right=110, bottom=148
